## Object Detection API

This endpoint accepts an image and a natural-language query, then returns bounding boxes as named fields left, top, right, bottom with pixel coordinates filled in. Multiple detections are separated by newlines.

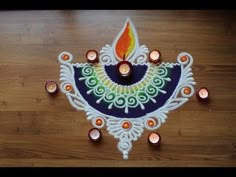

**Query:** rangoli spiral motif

left=58, top=17, right=196, bottom=159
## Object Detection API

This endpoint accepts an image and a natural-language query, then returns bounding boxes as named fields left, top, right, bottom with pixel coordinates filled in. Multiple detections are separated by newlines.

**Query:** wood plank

left=0, top=10, right=235, bottom=166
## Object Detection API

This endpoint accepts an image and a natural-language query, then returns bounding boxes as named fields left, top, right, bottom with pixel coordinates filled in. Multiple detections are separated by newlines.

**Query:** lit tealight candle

left=45, top=81, right=58, bottom=95
left=88, top=128, right=102, bottom=142
left=148, top=132, right=161, bottom=146
left=86, top=50, right=99, bottom=63
left=149, top=49, right=161, bottom=64
left=117, top=61, right=132, bottom=77
left=196, top=87, right=210, bottom=101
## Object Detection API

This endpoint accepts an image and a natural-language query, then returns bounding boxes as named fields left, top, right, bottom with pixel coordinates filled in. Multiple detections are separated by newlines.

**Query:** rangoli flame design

left=115, top=20, right=136, bottom=60
left=58, top=17, right=196, bottom=160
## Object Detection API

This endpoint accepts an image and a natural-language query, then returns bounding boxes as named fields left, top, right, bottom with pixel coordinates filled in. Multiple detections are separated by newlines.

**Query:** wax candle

left=45, top=81, right=58, bottom=95
left=149, top=49, right=161, bottom=64
left=117, top=61, right=132, bottom=77
left=196, top=87, right=210, bottom=101
left=148, top=132, right=161, bottom=146
left=88, top=128, right=102, bottom=142
left=86, top=50, right=99, bottom=63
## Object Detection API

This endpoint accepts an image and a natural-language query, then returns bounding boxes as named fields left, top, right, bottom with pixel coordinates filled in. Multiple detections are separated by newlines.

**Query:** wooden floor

left=0, top=10, right=235, bottom=167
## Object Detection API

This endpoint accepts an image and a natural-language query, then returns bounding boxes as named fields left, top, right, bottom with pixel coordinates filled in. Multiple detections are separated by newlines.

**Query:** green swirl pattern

left=79, top=64, right=171, bottom=113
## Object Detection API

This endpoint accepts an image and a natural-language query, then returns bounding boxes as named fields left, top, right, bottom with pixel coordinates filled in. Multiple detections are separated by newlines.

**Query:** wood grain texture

left=0, top=10, right=236, bottom=167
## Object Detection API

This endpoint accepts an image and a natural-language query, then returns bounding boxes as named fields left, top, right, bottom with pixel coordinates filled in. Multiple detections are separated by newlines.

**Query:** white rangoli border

left=58, top=51, right=196, bottom=160
left=58, top=17, right=196, bottom=159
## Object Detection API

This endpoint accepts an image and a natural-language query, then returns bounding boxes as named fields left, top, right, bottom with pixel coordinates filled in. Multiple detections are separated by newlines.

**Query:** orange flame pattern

left=115, top=22, right=135, bottom=60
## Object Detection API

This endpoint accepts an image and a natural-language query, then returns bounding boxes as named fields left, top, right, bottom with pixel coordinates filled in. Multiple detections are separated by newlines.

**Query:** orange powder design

left=115, top=22, right=135, bottom=60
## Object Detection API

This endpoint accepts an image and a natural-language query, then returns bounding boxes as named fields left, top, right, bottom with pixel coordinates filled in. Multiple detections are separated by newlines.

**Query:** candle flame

left=115, top=20, right=136, bottom=60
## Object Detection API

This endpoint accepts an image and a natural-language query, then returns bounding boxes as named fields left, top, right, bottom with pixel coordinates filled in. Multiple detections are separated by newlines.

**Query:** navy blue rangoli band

left=74, top=65, right=181, bottom=118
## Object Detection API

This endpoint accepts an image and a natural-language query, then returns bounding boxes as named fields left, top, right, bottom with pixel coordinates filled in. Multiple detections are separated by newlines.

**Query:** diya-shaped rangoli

left=58, top=17, right=196, bottom=159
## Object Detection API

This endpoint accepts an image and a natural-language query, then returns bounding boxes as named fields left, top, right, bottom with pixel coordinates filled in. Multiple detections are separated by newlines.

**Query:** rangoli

left=58, top=17, right=196, bottom=159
